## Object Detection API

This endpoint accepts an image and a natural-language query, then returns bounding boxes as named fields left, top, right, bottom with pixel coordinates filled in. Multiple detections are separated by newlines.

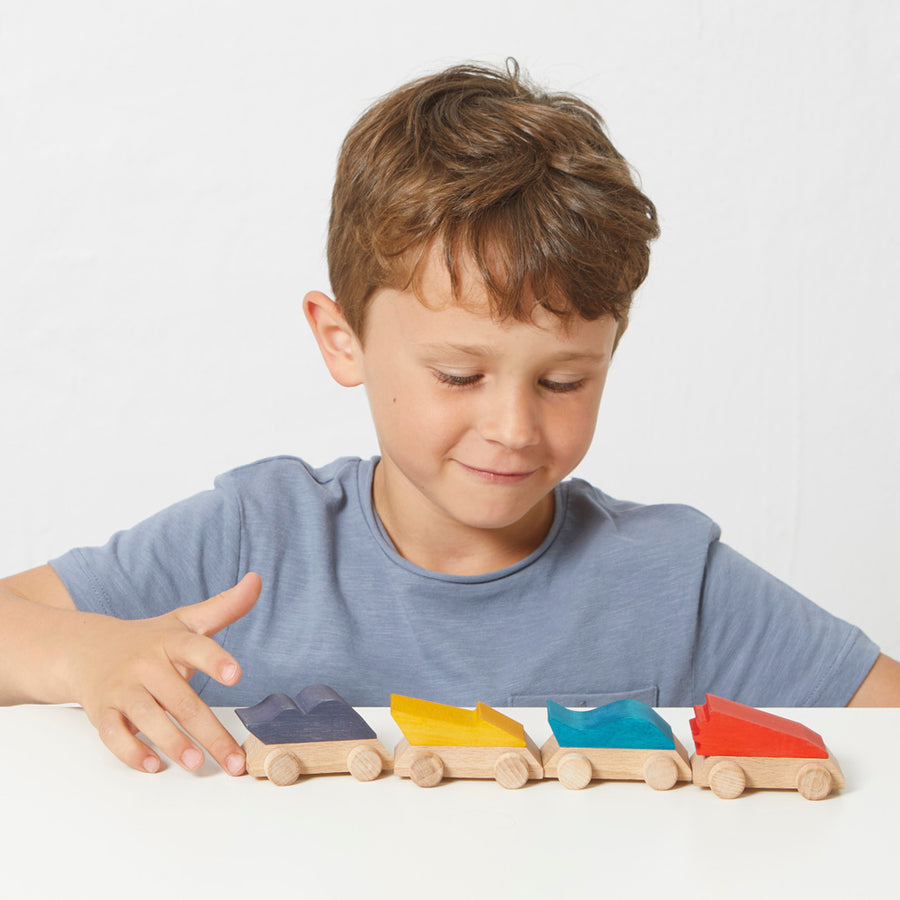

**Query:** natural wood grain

left=493, top=752, right=530, bottom=790
left=557, top=752, right=593, bottom=790
left=393, top=733, right=543, bottom=788
left=347, top=744, right=385, bottom=782
left=408, top=750, right=444, bottom=788
left=642, top=753, right=680, bottom=791
left=541, top=734, right=691, bottom=790
left=691, top=751, right=844, bottom=799
left=243, top=734, right=393, bottom=784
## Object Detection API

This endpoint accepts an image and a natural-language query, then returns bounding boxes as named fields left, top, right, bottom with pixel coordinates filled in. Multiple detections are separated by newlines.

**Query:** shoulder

left=209, top=455, right=371, bottom=533
left=214, top=455, right=366, bottom=496
left=555, top=479, right=722, bottom=589
left=563, top=477, right=721, bottom=547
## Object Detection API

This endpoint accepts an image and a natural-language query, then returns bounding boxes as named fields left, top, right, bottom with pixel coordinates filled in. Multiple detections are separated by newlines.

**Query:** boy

left=1, top=61, right=898, bottom=778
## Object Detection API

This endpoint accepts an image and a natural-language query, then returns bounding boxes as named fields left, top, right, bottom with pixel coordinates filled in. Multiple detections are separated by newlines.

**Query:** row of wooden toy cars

left=236, top=685, right=844, bottom=800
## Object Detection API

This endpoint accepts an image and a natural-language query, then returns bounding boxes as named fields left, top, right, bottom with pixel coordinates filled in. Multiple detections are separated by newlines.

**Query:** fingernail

left=221, top=663, right=238, bottom=683
left=226, top=752, right=245, bottom=775
left=143, top=756, right=160, bottom=774
left=182, top=748, right=203, bottom=770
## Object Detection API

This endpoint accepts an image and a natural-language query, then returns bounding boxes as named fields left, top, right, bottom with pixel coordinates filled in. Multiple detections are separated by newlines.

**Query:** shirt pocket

left=508, top=685, right=659, bottom=707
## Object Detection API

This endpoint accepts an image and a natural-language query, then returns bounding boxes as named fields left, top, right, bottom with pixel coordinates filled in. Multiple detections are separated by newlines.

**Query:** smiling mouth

left=457, top=462, right=537, bottom=483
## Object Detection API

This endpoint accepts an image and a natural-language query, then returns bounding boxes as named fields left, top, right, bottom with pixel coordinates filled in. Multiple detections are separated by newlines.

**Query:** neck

left=371, top=464, right=555, bottom=576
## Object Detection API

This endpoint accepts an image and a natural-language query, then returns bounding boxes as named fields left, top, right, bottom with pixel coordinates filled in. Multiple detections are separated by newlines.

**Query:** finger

left=148, top=670, right=247, bottom=776
left=174, top=572, right=262, bottom=638
left=113, top=688, right=210, bottom=772
left=168, top=630, right=244, bottom=688
left=95, top=707, right=163, bottom=774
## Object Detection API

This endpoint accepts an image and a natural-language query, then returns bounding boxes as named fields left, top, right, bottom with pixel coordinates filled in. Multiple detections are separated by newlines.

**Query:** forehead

left=380, top=241, right=609, bottom=337
left=400, top=240, right=550, bottom=321
left=366, top=264, right=618, bottom=359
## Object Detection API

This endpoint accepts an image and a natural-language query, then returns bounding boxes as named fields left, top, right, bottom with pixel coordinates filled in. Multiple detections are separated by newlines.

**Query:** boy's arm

left=847, top=653, right=900, bottom=706
left=0, top=564, right=260, bottom=773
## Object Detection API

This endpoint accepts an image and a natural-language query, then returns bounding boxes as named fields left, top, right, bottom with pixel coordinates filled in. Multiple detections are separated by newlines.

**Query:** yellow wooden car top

left=390, top=694, right=526, bottom=747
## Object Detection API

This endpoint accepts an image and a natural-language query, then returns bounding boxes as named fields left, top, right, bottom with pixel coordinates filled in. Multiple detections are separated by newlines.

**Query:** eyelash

left=432, top=371, right=585, bottom=394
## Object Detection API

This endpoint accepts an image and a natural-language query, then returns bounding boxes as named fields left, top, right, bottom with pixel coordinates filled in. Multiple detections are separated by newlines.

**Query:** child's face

left=352, top=251, right=620, bottom=557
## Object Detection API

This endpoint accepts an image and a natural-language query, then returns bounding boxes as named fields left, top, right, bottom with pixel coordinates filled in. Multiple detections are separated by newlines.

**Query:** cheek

left=416, top=397, right=467, bottom=441
left=547, top=399, right=600, bottom=458
left=366, top=376, right=408, bottom=443
left=374, top=380, right=461, bottom=449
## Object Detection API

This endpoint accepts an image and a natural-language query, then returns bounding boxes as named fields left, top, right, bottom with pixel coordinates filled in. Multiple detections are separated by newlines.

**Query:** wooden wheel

left=494, top=752, right=529, bottom=790
left=347, top=745, right=383, bottom=782
left=643, top=754, right=679, bottom=791
left=264, top=749, right=302, bottom=786
left=708, top=760, right=746, bottom=799
left=796, top=763, right=833, bottom=801
left=557, top=753, right=593, bottom=790
left=409, top=751, right=444, bottom=788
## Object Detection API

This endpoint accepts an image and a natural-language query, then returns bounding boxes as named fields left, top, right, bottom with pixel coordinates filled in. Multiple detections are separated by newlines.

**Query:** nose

left=477, top=383, right=541, bottom=450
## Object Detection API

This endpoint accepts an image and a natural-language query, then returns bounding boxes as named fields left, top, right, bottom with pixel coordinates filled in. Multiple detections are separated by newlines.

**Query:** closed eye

left=433, top=370, right=585, bottom=394
left=540, top=379, right=585, bottom=394
left=433, top=370, right=482, bottom=388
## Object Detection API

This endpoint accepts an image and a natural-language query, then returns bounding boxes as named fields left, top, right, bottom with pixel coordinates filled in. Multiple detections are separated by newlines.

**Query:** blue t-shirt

left=50, top=456, right=879, bottom=708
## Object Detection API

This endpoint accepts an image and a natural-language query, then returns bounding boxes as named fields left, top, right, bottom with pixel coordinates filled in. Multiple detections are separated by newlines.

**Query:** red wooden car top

left=690, top=694, right=828, bottom=759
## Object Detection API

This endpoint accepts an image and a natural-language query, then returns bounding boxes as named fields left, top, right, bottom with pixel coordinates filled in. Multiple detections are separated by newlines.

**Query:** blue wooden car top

left=547, top=698, right=676, bottom=750
left=236, top=684, right=376, bottom=745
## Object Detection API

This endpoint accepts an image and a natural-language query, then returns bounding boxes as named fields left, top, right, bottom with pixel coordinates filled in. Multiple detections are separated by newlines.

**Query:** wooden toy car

left=540, top=699, right=692, bottom=790
left=237, top=684, right=392, bottom=786
left=390, top=694, right=543, bottom=789
left=689, top=694, right=845, bottom=800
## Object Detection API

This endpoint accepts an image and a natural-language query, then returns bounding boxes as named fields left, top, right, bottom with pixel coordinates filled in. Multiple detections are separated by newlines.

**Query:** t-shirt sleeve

left=694, top=541, right=880, bottom=706
left=49, top=480, right=244, bottom=620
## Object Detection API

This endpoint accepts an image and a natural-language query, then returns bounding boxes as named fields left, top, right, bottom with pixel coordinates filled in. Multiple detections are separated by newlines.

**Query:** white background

left=1, top=1, right=898, bottom=658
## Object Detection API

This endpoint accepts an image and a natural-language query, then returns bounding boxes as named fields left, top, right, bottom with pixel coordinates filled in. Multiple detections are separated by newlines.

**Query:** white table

left=2, top=705, right=897, bottom=899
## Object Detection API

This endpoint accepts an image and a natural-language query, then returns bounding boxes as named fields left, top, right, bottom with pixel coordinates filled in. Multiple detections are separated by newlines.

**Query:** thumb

left=174, top=572, right=262, bottom=637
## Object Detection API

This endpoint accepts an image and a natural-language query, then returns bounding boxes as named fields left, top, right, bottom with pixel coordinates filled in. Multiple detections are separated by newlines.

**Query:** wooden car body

left=243, top=733, right=393, bottom=786
left=237, top=684, right=392, bottom=786
left=393, top=737, right=544, bottom=789
left=541, top=699, right=691, bottom=790
left=541, top=735, right=692, bottom=790
left=689, top=694, right=844, bottom=799
left=390, top=694, right=543, bottom=788
left=691, top=752, right=844, bottom=800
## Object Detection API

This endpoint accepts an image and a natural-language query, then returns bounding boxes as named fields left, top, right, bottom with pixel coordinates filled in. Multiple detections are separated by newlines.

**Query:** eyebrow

left=418, top=342, right=608, bottom=363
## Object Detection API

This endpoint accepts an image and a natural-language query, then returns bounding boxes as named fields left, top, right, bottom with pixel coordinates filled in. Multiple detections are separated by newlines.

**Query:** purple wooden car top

left=236, top=684, right=376, bottom=745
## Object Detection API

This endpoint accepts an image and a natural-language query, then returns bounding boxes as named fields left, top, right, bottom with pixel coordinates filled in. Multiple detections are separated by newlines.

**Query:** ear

left=303, top=291, right=365, bottom=387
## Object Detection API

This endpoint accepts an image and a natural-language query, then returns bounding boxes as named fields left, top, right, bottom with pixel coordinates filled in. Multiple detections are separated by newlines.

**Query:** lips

left=456, top=461, right=537, bottom=483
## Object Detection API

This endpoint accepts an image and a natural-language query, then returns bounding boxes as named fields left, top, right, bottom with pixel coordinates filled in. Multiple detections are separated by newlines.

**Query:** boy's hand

left=71, top=573, right=261, bottom=775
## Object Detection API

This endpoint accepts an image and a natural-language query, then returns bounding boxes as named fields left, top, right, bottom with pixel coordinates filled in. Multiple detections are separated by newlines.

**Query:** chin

left=446, top=497, right=548, bottom=533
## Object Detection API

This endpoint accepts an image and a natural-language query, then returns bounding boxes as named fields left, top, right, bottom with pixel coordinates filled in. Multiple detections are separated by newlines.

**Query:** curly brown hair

left=328, top=60, right=659, bottom=340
